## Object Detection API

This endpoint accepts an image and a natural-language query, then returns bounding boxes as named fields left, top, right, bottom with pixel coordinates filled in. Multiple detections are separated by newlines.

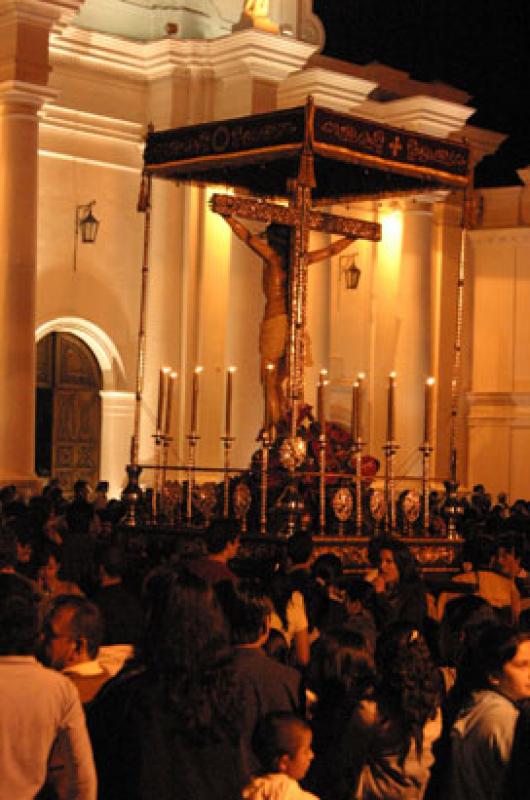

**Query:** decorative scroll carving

left=211, top=194, right=381, bottom=240
left=314, top=108, right=469, bottom=178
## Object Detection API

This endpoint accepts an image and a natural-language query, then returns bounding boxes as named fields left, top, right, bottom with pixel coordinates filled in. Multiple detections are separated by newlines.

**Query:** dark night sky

left=314, top=0, right=530, bottom=186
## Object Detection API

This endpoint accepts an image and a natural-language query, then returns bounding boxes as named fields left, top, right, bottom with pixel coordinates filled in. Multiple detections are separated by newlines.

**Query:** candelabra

left=383, top=440, right=399, bottom=532
left=221, top=435, right=235, bottom=517
left=260, top=430, right=270, bottom=535
left=420, top=441, right=434, bottom=533
left=318, top=432, right=326, bottom=535
left=354, top=437, right=364, bottom=535
left=186, top=434, right=200, bottom=525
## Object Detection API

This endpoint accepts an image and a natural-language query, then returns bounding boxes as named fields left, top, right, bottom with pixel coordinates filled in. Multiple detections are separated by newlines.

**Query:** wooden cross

left=211, top=164, right=381, bottom=434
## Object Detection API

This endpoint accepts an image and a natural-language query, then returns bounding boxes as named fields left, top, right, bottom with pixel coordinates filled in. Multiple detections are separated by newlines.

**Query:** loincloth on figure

left=260, top=313, right=288, bottom=363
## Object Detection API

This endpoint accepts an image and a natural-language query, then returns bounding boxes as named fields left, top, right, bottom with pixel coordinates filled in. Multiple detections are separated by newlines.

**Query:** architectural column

left=0, top=0, right=81, bottom=485
left=394, top=198, right=433, bottom=476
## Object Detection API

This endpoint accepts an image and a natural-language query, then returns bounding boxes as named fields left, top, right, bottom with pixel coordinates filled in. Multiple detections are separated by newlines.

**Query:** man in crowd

left=42, top=594, right=112, bottom=705
left=187, top=518, right=239, bottom=586
left=0, top=574, right=96, bottom=798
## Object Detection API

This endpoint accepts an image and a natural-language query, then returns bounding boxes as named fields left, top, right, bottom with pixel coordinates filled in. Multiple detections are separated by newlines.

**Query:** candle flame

left=426, top=376, right=435, bottom=386
left=162, top=366, right=171, bottom=374
left=170, top=371, right=177, bottom=379
left=194, top=365, right=203, bottom=374
left=266, top=363, right=275, bottom=372
left=228, top=366, right=237, bottom=373
left=357, top=371, right=366, bottom=381
left=389, top=371, right=397, bottom=379
left=320, top=368, right=328, bottom=376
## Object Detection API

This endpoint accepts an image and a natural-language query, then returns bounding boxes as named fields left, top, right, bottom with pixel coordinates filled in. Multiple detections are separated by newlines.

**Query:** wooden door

left=36, top=332, right=101, bottom=495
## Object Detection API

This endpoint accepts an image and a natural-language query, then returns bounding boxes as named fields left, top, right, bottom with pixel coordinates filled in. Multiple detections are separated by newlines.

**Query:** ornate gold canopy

left=144, top=98, right=470, bottom=201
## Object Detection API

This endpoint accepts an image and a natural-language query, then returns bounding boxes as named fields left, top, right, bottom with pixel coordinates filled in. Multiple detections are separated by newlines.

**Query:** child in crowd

left=243, top=712, right=319, bottom=800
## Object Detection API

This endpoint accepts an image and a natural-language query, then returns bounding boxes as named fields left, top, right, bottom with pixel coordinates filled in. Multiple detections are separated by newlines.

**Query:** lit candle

left=264, top=363, right=274, bottom=430
left=156, top=366, right=171, bottom=432
left=164, top=371, right=178, bottom=436
left=225, top=366, right=236, bottom=437
left=424, top=377, right=435, bottom=444
left=191, top=366, right=203, bottom=434
left=318, top=369, right=328, bottom=432
left=353, top=371, right=365, bottom=441
left=351, top=381, right=359, bottom=441
left=387, top=372, right=396, bottom=442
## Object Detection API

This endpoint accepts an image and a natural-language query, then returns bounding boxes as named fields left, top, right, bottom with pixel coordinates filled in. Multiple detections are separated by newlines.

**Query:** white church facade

left=1, top=0, right=529, bottom=501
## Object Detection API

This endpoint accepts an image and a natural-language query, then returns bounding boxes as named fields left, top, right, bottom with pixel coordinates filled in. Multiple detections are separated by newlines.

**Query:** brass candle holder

left=420, top=441, right=434, bottom=534
left=354, top=437, right=364, bottom=535
left=318, top=433, right=326, bottom=535
left=221, top=435, right=235, bottom=517
left=186, top=433, right=200, bottom=525
left=151, top=431, right=164, bottom=523
left=383, top=441, right=400, bottom=532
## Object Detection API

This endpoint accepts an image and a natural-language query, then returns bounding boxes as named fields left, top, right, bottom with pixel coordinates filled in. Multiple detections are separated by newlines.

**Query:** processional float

left=123, top=97, right=472, bottom=571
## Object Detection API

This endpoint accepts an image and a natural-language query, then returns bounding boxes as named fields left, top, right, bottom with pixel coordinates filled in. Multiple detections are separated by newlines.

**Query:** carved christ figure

left=221, top=213, right=356, bottom=428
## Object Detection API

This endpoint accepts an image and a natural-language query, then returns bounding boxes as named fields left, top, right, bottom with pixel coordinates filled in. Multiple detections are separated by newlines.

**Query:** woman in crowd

left=349, top=623, right=441, bottom=799
left=437, top=623, right=530, bottom=800
left=305, top=628, right=376, bottom=800
left=371, top=538, right=427, bottom=631
left=87, top=565, right=243, bottom=800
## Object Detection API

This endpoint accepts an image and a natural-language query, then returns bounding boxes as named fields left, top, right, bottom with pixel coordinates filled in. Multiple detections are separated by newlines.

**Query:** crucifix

left=211, top=147, right=381, bottom=438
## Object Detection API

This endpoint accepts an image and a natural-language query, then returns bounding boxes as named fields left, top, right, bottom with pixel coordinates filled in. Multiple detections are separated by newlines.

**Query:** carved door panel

left=36, top=333, right=101, bottom=495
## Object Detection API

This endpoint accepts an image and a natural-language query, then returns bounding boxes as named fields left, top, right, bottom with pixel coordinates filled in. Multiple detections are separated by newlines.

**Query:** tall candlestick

left=164, top=371, right=177, bottom=436
left=318, top=369, right=328, bottom=432
left=424, top=377, right=435, bottom=443
left=156, top=366, right=171, bottom=432
left=190, top=366, right=203, bottom=434
left=387, top=372, right=396, bottom=441
left=357, top=372, right=365, bottom=441
left=264, top=363, right=274, bottom=431
left=225, top=366, right=236, bottom=437
left=351, top=381, right=360, bottom=441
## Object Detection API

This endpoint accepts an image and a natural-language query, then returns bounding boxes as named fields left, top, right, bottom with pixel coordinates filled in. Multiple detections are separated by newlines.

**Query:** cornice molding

left=39, top=103, right=143, bottom=143
left=356, top=94, right=475, bottom=139
left=469, top=227, right=530, bottom=245
left=49, top=25, right=316, bottom=82
left=0, top=78, right=58, bottom=108
left=467, top=392, right=530, bottom=426
left=277, top=66, right=377, bottom=112
left=0, top=0, right=83, bottom=30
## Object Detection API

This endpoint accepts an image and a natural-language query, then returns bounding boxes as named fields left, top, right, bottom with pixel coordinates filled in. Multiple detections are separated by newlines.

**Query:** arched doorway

left=36, top=332, right=102, bottom=494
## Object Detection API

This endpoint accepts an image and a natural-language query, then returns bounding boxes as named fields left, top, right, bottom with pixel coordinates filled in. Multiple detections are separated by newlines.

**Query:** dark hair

left=216, top=583, right=272, bottom=645
left=141, top=565, right=240, bottom=744
left=205, top=519, right=239, bottom=555
left=66, top=499, right=94, bottom=535
left=458, top=623, right=530, bottom=695
left=264, top=628, right=290, bottom=665
left=37, top=541, right=62, bottom=568
left=497, top=531, right=525, bottom=560
left=252, top=712, right=310, bottom=773
left=438, top=595, right=497, bottom=666
left=287, top=533, right=313, bottom=566
left=0, top=574, right=39, bottom=655
left=375, top=623, right=440, bottom=763
left=311, top=553, right=343, bottom=587
left=342, top=577, right=376, bottom=607
left=0, top=529, right=17, bottom=569
left=97, top=544, right=125, bottom=578
left=376, top=537, right=421, bottom=584
left=46, top=595, right=103, bottom=659
left=309, top=627, right=375, bottom=704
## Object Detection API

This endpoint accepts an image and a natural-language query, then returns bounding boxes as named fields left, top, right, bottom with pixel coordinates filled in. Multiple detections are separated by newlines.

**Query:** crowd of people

left=1, top=479, right=530, bottom=799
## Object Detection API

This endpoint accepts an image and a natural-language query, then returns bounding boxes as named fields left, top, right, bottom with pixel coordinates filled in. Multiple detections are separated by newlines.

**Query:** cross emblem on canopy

left=211, top=154, right=381, bottom=434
